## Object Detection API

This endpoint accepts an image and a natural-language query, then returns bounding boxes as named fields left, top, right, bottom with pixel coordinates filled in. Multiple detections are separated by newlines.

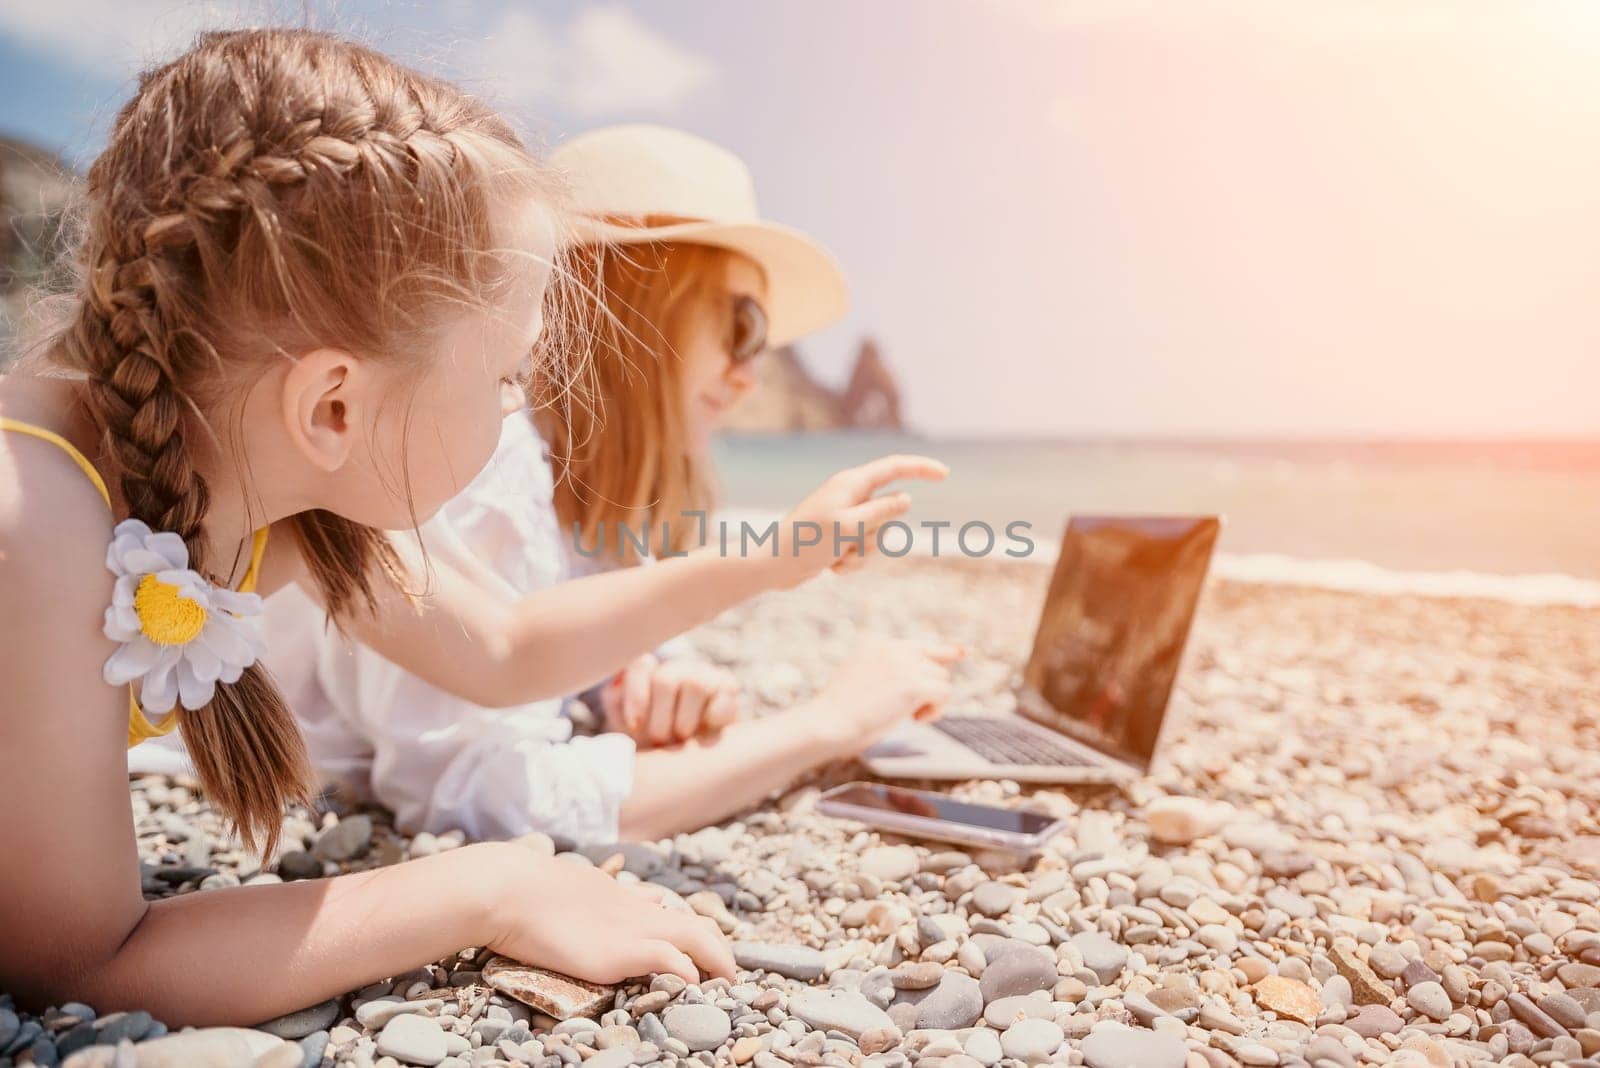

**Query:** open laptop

left=863, top=515, right=1220, bottom=784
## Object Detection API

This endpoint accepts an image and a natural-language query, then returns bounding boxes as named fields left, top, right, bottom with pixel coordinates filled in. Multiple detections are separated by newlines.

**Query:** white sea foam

left=712, top=509, right=1600, bottom=607
left=1209, top=553, right=1600, bottom=606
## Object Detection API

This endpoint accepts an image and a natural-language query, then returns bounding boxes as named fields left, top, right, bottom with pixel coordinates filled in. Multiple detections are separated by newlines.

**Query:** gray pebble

left=257, top=999, right=340, bottom=1040
left=858, top=847, right=919, bottom=883
left=971, top=882, right=1018, bottom=919
left=29, top=1033, right=59, bottom=1067
left=915, top=972, right=984, bottom=1030
left=1068, top=932, right=1128, bottom=984
left=732, top=942, right=826, bottom=981
left=1236, top=1041, right=1281, bottom=1066
left=983, top=995, right=1053, bottom=1030
left=307, top=812, right=369, bottom=863
left=789, top=989, right=895, bottom=1040
left=1400, top=958, right=1440, bottom=990
left=584, top=1049, right=635, bottom=1068
left=96, top=1011, right=153, bottom=1045
left=7, top=1020, right=42, bottom=1057
left=55, top=1023, right=97, bottom=1060
left=1540, top=992, right=1588, bottom=1031
left=298, top=1030, right=330, bottom=1068
left=963, top=1027, right=1002, bottom=1065
left=637, top=1012, right=668, bottom=1047
left=978, top=945, right=1056, bottom=1004
left=1080, top=1022, right=1186, bottom=1068
left=1368, top=944, right=1407, bottom=979
left=1000, top=1018, right=1063, bottom=1064
left=277, top=851, right=324, bottom=881
left=1406, top=981, right=1451, bottom=1022
left=376, top=1013, right=447, bottom=1066
left=662, top=1004, right=731, bottom=1052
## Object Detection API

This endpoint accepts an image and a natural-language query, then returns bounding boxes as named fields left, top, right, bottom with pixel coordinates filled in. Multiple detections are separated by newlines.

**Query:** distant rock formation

left=839, top=338, right=902, bottom=430
left=723, top=337, right=906, bottom=433
left=0, top=135, right=78, bottom=347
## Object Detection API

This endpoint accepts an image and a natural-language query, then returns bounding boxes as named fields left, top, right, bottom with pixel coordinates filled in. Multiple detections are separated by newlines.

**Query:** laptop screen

left=1018, top=515, right=1219, bottom=771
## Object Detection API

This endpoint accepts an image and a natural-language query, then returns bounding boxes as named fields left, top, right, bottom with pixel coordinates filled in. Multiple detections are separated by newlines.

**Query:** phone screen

left=828, top=785, right=1058, bottom=836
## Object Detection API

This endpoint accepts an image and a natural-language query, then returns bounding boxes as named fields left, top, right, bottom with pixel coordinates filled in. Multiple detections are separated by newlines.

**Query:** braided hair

left=49, top=28, right=550, bottom=852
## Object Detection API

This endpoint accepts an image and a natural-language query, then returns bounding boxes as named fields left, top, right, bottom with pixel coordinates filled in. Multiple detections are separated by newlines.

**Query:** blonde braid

left=49, top=28, right=544, bottom=852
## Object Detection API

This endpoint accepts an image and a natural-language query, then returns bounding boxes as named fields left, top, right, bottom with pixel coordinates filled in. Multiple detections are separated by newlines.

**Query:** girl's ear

left=282, top=348, right=362, bottom=472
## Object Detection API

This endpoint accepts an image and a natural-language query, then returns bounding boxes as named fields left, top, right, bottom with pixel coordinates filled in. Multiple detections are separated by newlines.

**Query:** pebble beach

left=4, top=556, right=1599, bottom=1068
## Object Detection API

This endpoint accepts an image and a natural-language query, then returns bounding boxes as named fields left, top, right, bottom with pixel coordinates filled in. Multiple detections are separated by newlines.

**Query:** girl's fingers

left=920, top=643, right=966, bottom=665
left=831, top=547, right=869, bottom=574
left=598, top=677, right=625, bottom=732
left=660, top=913, right=737, bottom=980
left=636, top=939, right=700, bottom=985
left=625, top=882, right=672, bottom=906
left=842, top=492, right=911, bottom=532
left=646, top=675, right=677, bottom=746
left=706, top=688, right=740, bottom=730
left=672, top=676, right=709, bottom=742
left=622, top=656, right=656, bottom=735
left=913, top=681, right=952, bottom=721
left=843, top=454, right=948, bottom=497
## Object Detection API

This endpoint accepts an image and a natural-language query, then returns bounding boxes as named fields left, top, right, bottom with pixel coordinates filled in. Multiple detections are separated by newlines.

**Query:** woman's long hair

left=541, top=241, right=743, bottom=565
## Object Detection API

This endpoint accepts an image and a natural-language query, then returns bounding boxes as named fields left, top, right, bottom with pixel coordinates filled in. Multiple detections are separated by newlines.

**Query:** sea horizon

left=711, top=431, right=1600, bottom=598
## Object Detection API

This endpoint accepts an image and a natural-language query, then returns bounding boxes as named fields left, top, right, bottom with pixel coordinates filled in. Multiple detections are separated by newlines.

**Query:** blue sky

left=3, top=1, right=1598, bottom=437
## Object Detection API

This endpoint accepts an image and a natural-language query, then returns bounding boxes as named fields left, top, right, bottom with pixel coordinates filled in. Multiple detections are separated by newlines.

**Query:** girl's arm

left=338, top=455, right=946, bottom=708
left=60, top=843, right=729, bottom=1026
left=0, top=484, right=730, bottom=1026
left=617, top=641, right=962, bottom=841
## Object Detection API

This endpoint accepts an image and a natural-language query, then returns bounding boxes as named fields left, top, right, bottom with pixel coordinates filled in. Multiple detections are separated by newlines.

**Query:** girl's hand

left=811, top=641, right=964, bottom=755
left=771, top=455, right=948, bottom=588
left=485, top=843, right=735, bottom=985
left=601, top=654, right=742, bottom=747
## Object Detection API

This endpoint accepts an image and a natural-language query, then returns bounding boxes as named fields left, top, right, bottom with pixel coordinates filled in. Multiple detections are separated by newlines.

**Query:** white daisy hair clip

left=102, top=519, right=266, bottom=714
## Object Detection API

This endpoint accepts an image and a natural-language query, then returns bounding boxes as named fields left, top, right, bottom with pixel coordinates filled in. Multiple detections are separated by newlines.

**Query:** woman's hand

left=483, top=842, right=735, bottom=985
left=770, top=455, right=948, bottom=588
left=601, top=654, right=742, bottom=747
left=810, top=640, right=964, bottom=755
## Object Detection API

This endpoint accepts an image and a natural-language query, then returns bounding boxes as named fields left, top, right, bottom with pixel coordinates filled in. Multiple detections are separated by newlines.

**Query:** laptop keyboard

left=932, top=716, right=1096, bottom=767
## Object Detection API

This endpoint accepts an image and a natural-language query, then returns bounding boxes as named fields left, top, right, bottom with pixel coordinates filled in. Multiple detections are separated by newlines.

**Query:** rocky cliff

left=721, top=337, right=906, bottom=433
left=0, top=135, right=76, bottom=292
left=0, top=135, right=77, bottom=348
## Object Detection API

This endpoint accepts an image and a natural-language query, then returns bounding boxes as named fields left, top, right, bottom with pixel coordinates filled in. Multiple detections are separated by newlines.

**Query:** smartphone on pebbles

left=817, top=782, right=1067, bottom=853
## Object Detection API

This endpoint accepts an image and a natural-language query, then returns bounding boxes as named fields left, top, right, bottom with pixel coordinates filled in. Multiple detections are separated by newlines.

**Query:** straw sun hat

left=549, top=124, right=849, bottom=348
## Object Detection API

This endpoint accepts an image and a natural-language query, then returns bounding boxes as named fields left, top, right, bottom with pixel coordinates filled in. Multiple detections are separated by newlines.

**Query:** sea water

left=711, top=432, right=1600, bottom=605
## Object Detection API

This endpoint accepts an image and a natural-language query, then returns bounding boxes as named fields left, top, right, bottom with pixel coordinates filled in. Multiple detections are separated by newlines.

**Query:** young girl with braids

left=0, top=29, right=942, bottom=1023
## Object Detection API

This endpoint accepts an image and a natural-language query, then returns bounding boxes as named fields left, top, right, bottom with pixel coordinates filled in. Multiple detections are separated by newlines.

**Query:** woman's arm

left=0, top=495, right=730, bottom=1026
left=342, top=455, right=946, bottom=708
left=616, top=641, right=961, bottom=841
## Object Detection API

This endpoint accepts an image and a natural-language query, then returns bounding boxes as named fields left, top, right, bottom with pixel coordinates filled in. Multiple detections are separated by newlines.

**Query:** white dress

left=261, top=413, right=639, bottom=845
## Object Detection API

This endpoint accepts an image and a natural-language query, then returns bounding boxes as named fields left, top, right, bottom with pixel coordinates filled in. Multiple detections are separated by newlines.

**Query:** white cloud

left=2, top=0, right=716, bottom=122
left=471, top=4, right=716, bottom=120
left=0, top=0, right=259, bottom=73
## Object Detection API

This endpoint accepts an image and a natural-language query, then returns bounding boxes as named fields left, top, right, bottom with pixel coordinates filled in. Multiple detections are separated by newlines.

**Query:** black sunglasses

left=730, top=294, right=769, bottom=365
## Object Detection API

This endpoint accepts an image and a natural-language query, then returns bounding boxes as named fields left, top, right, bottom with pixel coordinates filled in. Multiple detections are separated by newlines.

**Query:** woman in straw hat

left=242, top=126, right=961, bottom=845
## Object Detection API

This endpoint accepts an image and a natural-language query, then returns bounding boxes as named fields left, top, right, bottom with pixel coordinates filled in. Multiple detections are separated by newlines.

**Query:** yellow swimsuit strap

left=1, top=417, right=269, bottom=744
left=0, top=417, right=112, bottom=508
